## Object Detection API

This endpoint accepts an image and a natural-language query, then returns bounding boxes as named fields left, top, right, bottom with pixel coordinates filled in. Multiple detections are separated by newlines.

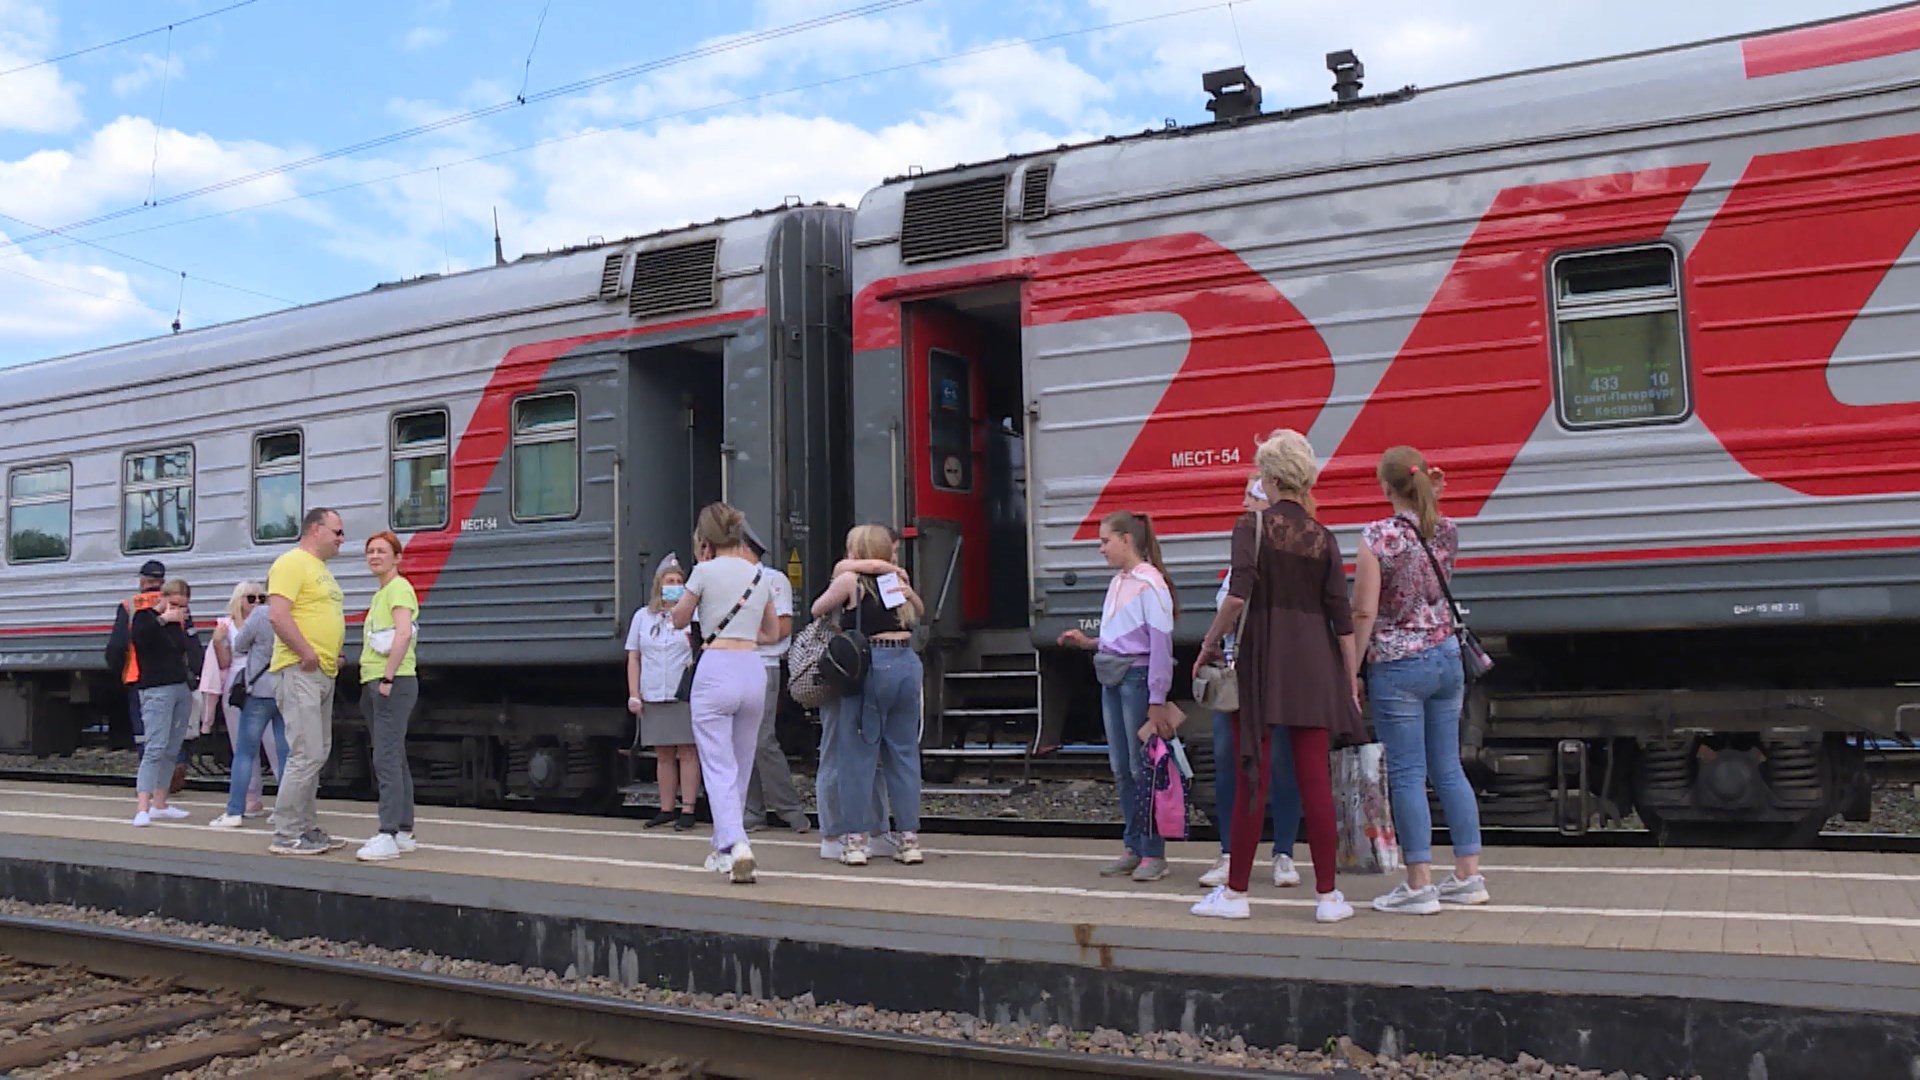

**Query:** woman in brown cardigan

left=1193, top=429, right=1362, bottom=924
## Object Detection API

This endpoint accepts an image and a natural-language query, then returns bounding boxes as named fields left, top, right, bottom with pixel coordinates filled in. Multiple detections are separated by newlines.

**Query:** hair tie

left=1410, top=464, right=1421, bottom=476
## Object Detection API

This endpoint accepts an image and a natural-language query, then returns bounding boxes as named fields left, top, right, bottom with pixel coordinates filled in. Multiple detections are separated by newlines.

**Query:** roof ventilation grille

left=598, top=252, right=627, bottom=300
left=1021, top=165, right=1053, bottom=221
left=629, top=239, right=719, bottom=319
left=900, top=174, right=1009, bottom=264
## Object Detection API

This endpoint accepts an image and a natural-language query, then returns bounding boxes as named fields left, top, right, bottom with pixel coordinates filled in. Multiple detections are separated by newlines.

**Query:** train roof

left=856, top=4, right=1920, bottom=215
left=0, top=203, right=846, bottom=410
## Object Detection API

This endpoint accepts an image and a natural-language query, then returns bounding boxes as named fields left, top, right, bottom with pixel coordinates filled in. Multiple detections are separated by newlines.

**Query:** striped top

left=1097, top=563, right=1175, bottom=705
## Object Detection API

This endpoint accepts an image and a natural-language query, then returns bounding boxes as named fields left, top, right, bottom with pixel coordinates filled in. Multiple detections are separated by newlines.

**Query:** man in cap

left=741, top=521, right=811, bottom=834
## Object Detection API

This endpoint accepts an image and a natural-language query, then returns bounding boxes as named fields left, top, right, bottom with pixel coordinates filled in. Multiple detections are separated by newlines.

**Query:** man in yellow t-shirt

left=266, top=507, right=347, bottom=856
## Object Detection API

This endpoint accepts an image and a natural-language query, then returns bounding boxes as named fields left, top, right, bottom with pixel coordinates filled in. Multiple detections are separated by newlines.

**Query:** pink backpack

left=1143, top=736, right=1187, bottom=840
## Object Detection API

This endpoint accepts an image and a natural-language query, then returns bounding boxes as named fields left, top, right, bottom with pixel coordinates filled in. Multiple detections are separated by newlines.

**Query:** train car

left=846, top=6, right=1920, bottom=840
left=0, top=205, right=855, bottom=807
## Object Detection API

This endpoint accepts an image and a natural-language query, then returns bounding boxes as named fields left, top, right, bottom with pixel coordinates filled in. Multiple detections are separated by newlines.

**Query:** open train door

left=903, top=303, right=992, bottom=638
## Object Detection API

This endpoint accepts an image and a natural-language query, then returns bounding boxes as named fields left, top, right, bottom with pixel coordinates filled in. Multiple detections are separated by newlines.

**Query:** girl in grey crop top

left=682, top=556, right=772, bottom=642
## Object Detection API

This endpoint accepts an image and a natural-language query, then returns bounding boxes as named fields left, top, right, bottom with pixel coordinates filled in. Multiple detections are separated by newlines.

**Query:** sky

left=0, top=0, right=1890, bottom=367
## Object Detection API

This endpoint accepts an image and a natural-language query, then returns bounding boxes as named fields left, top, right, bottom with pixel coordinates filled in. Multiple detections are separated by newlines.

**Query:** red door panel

left=905, top=305, right=992, bottom=625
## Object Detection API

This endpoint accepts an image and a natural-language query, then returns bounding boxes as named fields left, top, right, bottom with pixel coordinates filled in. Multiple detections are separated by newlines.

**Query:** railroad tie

left=224, top=1028, right=441, bottom=1078
left=0, top=1001, right=231, bottom=1071
left=58, top=1021, right=305, bottom=1080
left=0, top=987, right=147, bottom=1027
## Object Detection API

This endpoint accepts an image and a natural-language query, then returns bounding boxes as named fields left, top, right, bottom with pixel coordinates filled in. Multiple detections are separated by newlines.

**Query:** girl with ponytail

left=1351, top=446, right=1489, bottom=915
left=1058, top=510, right=1181, bottom=883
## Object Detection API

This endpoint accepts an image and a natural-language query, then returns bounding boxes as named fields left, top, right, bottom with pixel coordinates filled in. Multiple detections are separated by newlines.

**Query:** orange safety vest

left=120, top=591, right=164, bottom=685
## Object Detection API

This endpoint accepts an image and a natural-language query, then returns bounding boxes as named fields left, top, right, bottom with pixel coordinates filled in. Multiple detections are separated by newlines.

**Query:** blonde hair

left=227, top=580, right=262, bottom=625
left=649, top=558, right=686, bottom=612
left=693, top=502, right=747, bottom=556
left=1256, top=429, right=1319, bottom=515
left=845, top=524, right=916, bottom=627
left=1377, top=445, right=1441, bottom=540
left=1100, top=511, right=1179, bottom=618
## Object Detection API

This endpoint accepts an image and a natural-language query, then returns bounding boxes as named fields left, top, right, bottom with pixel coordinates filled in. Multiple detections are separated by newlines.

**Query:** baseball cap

left=741, top=521, right=768, bottom=558
left=138, top=560, right=166, bottom=579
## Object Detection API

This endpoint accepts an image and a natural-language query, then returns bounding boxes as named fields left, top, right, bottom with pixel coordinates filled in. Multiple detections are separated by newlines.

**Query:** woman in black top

left=131, top=579, right=201, bottom=827
left=810, top=524, right=924, bottom=867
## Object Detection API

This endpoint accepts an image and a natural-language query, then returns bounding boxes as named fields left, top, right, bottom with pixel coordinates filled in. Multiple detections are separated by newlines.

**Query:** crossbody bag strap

left=1222, top=510, right=1258, bottom=668
left=701, top=567, right=765, bottom=646
left=1400, top=515, right=1466, bottom=627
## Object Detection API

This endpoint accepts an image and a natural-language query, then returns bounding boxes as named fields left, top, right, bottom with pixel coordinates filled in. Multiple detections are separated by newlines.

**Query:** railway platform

left=2, top=780, right=1917, bottom=1079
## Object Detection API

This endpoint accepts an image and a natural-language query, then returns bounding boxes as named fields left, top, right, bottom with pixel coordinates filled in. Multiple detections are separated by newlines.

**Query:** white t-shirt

left=757, top=571, right=794, bottom=667
left=625, top=607, right=692, bottom=703
left=683, top=556, right=772, bottom=644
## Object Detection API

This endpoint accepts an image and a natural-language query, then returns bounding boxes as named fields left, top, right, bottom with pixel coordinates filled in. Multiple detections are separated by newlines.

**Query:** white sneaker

left=395, top=832, right=418, bottom=853
left=841, top=835, right=871, bottom=867
left=1271, top=854, right=1301, bottom=888
left=153, top=806, right=190, bottom=820
left=208, top=814, right=244, bottom=830
left=1190, top=885, right=1250, bottom=920
left=818, top=837, right=846, bottom=861
left=1372, top=882, right=1442, bottom=915
left=729, top=841, right=756, bottom=884
left=703, top=849, right=735, bottom=874
left=892, top=832, right=924, bottom=865
left=1199, top=855, right=1230, bottom=888
left=1315, top=890, right=1355, bottom=923
left=356, top=833, right=401, bottom=862
left=1437, top=873, right=1490, bottom=905
left=131, top=811, right=152, bottom=828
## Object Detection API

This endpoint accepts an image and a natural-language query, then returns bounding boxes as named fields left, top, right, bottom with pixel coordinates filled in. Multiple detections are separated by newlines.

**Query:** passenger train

left=5, top=6, right=1920, bottom=840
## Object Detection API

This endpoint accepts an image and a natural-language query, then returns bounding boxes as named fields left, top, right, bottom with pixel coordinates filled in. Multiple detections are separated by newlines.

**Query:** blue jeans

left=834, top=646, right=923, bottom=836
left=135, top=684, right=192, bottom=795
left=1367, top=638, right=1480, bottom=865
left=226, top=693, right=290, bottom=818
left=1100, top=666, right=1164, bottom=859
left=1212, top=711, right=1300, bottom=856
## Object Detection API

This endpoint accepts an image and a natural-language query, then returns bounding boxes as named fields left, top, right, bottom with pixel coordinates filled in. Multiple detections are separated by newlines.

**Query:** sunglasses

left=331, top=528, right=346, bottom=538
left=245, top=594, right=267, bottom=603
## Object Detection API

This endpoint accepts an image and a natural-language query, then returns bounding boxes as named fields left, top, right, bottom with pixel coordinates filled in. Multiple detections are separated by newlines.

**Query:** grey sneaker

left=304, top=829, right=347, bottom=851
left=1099, top=852, right=1142, bottom=877
left=1371, top=882, right=1442, bottom=915
left=783, top=812, right=813, bottom=835
left=269, top=834, right=330, bottom=856
left=1130, top=857, right=1169, bottom=882
left=1437, top=873, right=1490, bottom=905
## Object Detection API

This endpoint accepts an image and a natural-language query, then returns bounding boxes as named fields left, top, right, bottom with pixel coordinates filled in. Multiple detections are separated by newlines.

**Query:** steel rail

left=0, top=914, right=1295, bottom=1080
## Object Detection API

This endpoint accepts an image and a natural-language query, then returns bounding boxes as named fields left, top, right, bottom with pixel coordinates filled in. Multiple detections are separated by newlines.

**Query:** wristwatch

left=380, top=677, right=394, bottom=686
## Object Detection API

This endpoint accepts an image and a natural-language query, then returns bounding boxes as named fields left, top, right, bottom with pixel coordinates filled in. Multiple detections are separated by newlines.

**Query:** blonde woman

left=1193, top=430, right=1360, bottom=923
left=672, top=503, right=781, bottom=883
left=203, top=581, right=284, bottom=825
left=810, top=525, right=926, bottom=867
left=627, top=555, right=699, bottom=831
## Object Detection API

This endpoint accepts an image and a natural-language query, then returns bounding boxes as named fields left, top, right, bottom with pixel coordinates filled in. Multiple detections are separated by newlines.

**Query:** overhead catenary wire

left=518, top=0, right=555, bottom=104
left=146, top=25, right=175, bottom=206
left=0, top=210, right=296, bottom=306
left=0, top=0, right=932, bottom=251
left=0, top=262, right=174, bottom=316
left=0, top=0, right=265, bottom=80
left=3, top=0, right=1249, bottom=263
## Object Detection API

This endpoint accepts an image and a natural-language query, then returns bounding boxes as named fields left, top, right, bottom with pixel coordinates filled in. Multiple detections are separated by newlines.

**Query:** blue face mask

left=661, top=584, right=686, bottom=603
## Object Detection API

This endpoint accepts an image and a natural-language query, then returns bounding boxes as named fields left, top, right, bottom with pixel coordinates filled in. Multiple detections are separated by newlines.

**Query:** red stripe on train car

left=1742, top=5, right=1920, bottom=78
left=0, top=623, right=114, bottom=637
left=362, top=307, right=761, bottom=603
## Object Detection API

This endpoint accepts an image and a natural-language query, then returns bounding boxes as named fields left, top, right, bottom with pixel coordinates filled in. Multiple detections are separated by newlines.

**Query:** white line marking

left=3, top=806, right=1918, bottom=932
left=11, top=787, right=1920, bottom=883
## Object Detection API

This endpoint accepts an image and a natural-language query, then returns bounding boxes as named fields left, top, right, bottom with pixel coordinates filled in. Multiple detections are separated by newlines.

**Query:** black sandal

left=645, top=809, right=676, bottom=829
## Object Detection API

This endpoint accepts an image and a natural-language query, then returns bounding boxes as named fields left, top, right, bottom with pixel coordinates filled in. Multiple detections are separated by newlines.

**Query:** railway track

left=0, top=914, right=1290, bottom=1080
left=7, top=764, right=1920, bottom=853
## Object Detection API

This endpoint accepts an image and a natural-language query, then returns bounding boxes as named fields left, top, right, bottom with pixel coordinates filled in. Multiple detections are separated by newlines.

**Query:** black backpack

left=819, top=585, right=871, bottom=696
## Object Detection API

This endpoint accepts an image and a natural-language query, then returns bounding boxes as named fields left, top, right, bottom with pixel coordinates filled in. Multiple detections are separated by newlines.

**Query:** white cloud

left=111, top=53, right=187, bottom=98
left=0, top=231, right=162, bottom=343
left=404, top=26, right=449, bottom=51
left=0, top=0, right=85, bottom=133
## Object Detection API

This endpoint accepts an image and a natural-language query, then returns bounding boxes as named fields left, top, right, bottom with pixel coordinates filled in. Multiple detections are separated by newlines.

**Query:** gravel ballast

left=0, top=898, right=1685, bottom=1080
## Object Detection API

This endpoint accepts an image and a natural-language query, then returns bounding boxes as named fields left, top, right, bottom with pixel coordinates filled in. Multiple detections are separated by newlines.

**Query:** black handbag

left=820, top=591, right=870, bottom=697
left=1405, top=518, right=1494, bottom=683
left=675, top=568, right=764, bottom=702
left=227, top=668, right=250, bottom=710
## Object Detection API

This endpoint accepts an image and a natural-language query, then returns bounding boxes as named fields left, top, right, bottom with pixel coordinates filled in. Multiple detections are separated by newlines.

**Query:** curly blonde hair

left=1255, top=429, right=1319, bottom=502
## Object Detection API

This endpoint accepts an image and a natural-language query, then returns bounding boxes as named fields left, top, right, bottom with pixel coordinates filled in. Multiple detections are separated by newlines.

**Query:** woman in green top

left=356, top=529, right=420, bottom=863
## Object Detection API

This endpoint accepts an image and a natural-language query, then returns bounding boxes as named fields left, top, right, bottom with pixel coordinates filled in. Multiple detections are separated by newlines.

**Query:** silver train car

left=844, top=7, right=1920, bottom=840
left=0, top=206, right=854, bottom=806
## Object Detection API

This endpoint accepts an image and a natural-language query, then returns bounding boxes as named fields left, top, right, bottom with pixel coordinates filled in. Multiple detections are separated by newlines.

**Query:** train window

left=390, top=410, right=450, bottom=532
left=1551, top=246, right=1690, bottom=429
left=252, top=431, right=303, bottom=543
left=7, top=463, right=71, bottom=563
left=511, top=393, right=579, bottom=521
left=122, top=447, right=194, bottom=554
left=927, top=349, right=972, bottom=492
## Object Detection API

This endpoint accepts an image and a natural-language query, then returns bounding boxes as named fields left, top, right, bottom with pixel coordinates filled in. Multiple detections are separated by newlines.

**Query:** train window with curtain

left=7, top=463, right=72, bottom=563
left=1551, top=245, right=1690, bottom=429
left=390, top=410, right=450, bottom=532
left=511, top=392, right=579, bottom=521
left=252, top=431, right=304, bottom=543
left=122, top=447, right=194, bottom=553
